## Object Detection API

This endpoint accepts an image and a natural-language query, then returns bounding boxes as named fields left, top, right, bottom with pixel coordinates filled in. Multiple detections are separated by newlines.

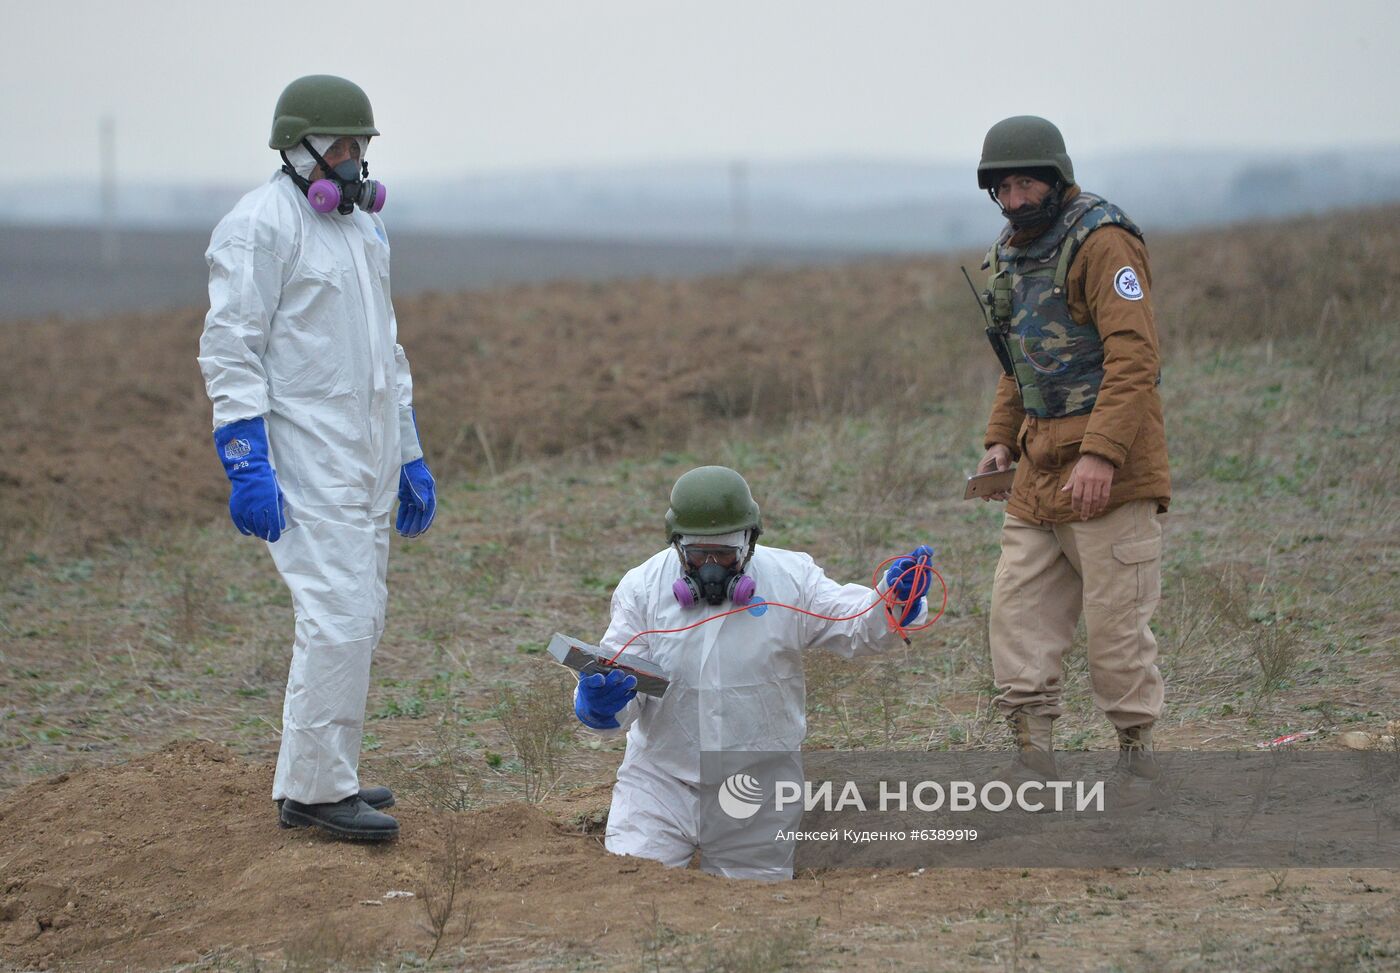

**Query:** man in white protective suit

left=574, top=466, right=934, bottom=879
left=198, top=75, right=437, bottom=841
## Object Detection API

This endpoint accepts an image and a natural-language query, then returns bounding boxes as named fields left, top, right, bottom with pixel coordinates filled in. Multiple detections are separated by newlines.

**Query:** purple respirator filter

left=306, top=178, right=341, bottom=214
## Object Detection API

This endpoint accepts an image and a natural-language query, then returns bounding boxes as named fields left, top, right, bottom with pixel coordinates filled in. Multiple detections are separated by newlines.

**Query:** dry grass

left=4, top=203, right=1397, bottom=782
left=418, top=816, right=476, bottom=962
left=493, top=668, right=578, bottom=803
left=384, top=715, right=482, bottom=813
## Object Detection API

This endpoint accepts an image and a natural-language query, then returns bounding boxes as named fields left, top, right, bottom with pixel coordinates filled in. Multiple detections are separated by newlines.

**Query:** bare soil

left=2, top=742, right=1396, bottom=972
left=0, top=258, right=941, bottom=554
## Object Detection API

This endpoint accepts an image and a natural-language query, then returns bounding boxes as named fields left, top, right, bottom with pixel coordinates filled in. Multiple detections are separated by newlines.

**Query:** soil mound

left=0, top=741, right=678, bottom=969
left=2, top=742, right=945, bottom=972
left=4, top=729, right=1398, bottom=972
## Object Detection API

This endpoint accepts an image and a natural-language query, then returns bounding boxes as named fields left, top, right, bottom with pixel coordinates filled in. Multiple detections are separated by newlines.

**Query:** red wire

left=605, top=553, right=947, bottom=662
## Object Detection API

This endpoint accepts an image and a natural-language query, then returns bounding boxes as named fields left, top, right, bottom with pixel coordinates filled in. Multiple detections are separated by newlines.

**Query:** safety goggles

left=680, top=544, right=743, bottom=569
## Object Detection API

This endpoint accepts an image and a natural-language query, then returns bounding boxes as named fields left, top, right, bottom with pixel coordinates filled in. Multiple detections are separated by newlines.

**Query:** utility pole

left=100, top=114, right=118, bottom=268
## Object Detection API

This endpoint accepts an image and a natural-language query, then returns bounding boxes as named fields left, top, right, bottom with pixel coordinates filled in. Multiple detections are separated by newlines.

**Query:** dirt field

left=3, top=741, right=1396, bottom=972
left=1, top=207, right=1398, bottom=971
left=0, top=222, right=864, bottom=320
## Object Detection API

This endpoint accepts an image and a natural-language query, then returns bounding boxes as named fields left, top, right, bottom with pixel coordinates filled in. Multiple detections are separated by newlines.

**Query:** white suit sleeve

left=377, top=218, right=424, bottom=466
left=578, top=571, right=651, bottom=737
left=799, top=555, right=926, bottom=659
left=198, top=224, right=287, bottom=430
left=395, top=342, right=423, bottom=464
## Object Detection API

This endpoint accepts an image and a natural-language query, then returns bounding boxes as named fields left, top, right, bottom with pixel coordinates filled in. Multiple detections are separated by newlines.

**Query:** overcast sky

left=5, top=0, right=1398, bottom=184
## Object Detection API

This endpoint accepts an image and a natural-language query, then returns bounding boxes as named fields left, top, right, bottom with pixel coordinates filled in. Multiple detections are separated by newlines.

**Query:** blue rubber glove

left=214, top=417, right=286, bottom=542
left=396, top=458, right=436, bottom=537
left=885, top=544, right=935, bottom=625
left=575, top=669, right=638, bottom=730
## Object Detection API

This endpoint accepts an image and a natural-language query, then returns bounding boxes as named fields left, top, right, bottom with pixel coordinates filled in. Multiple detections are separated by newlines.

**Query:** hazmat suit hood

left=282, top=134, right=370, bottom=180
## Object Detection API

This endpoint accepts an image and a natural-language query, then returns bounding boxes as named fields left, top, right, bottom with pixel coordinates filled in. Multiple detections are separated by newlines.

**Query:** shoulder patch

left=1113, top=266, right=1144, bottom=301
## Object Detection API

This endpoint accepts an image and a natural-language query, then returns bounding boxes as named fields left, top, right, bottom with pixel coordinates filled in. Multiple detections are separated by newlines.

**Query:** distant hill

left=8, top=147, right=1400, bottom=253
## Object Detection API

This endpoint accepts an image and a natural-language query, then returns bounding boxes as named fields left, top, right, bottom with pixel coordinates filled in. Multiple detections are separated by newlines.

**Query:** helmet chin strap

left=279, top=151, right=313, bottom=193
left=740, top=526, right=760, bottom=569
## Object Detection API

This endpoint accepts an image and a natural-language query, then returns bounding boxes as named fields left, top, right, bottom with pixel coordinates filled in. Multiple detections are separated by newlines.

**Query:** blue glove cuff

left=214, top=416, right=272, bottom=478
left=213, top=416, right=285, bottom=542
left=402, top=456, right=432, bottom=488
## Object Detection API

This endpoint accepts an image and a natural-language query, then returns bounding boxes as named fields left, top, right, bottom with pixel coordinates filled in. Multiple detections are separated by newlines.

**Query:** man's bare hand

left=977, top=444, right=1014, bottom=502
left=1062, top=453, right=1115, bottom=519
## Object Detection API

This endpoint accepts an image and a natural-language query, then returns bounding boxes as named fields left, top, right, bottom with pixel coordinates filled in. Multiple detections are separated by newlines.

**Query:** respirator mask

left=672, top=531, right=756, bottom=608
left=281, top=135, right=386, bottom=215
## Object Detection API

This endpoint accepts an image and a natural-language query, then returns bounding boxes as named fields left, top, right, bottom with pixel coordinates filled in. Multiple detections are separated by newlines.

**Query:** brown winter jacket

left=983, top=187, right=1172, bottom=524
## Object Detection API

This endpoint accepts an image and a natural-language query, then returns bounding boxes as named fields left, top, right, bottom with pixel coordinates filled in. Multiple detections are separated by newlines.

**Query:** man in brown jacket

left=972, top=115, right=1170, bottom=782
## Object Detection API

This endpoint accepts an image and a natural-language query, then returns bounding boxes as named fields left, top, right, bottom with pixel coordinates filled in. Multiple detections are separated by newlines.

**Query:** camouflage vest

left=978, top=192, right=1144, bottom=418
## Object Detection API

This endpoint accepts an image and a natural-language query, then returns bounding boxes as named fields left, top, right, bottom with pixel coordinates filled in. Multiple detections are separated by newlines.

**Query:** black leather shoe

left=278, top=796, right=400, bottom=841
left=357, top=785, right=395, bottom=810
left=278, top=786, right=394, bottom=828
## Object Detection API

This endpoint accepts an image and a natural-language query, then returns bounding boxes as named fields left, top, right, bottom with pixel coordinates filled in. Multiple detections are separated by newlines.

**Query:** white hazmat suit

left=583, top=544, right=925, bottom=879
left=198, top=170, right=421, bottom=805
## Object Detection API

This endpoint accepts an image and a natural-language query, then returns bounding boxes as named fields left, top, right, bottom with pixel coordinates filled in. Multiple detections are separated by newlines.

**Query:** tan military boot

left=1115, top=725, right=1159, bottom=780
left=999, top=711, right=1058, bottom=782
left=1107, top=725, right=1161, bottom=811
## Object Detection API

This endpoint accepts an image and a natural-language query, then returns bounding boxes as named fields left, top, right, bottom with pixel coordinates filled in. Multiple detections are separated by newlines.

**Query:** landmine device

left=546, top=633, right=671, bottom=698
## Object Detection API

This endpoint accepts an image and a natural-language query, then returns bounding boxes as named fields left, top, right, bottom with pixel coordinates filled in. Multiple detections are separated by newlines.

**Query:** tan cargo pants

left=990, top=499, right=1164, bottom=729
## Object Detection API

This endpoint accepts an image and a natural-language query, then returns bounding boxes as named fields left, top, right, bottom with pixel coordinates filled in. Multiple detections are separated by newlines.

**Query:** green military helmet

left=664, top=466, right=762, bottom=540
left=269, top=75, right=380, bottom=150
left=977, top=115, right=1074, bottom=189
